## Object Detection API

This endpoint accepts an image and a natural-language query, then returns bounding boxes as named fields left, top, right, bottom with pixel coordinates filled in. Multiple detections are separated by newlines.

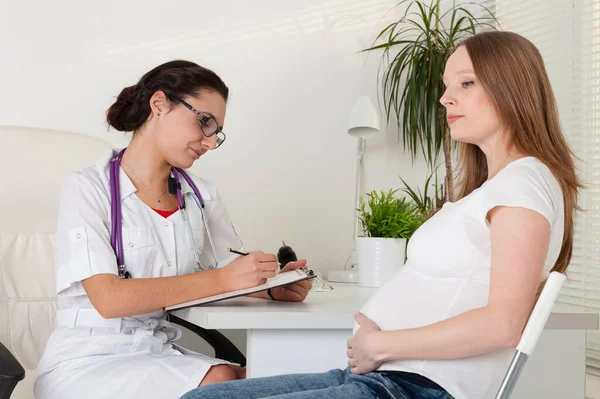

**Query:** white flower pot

left=356, top=237, right=407, bottom=287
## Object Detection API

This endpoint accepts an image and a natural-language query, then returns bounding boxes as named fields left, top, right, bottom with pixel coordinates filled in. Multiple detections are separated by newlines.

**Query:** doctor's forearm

left=374, top=306, right=522, bottom=363
left=83, top=270, right=230, bottom=319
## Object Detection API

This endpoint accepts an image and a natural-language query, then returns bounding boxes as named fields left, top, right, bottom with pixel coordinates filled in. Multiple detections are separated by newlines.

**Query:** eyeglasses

left=173, top=97, right=226, bottom=149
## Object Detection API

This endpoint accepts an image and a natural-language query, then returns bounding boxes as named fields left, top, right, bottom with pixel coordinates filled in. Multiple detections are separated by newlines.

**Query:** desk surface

left=172, top=283, right=599, bottom=331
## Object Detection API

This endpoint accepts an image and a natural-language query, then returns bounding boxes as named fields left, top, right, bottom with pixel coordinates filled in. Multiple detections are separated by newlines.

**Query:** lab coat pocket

left=122, top=227, right=157, bottom=278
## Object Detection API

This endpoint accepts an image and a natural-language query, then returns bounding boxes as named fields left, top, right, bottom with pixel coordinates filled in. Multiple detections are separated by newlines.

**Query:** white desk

left=173, top=283, right=598, bottom=399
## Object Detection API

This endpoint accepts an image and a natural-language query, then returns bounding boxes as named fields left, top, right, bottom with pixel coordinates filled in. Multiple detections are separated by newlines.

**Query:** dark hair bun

left=106, top=60, right=229, bottom=132
left=106, top=85, right=148, bottom=132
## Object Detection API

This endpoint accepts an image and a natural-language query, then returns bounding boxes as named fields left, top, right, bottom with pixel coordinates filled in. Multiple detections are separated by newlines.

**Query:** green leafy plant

left=362, top=0, right=497, bottom=202
left=358, top=189, right=425, bottom=239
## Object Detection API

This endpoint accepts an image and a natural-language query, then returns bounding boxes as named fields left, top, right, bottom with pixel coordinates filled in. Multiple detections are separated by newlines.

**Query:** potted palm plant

left=400, top=168, right=444, bottom=218
left=362, top=0, right=497, bottom=204
left=356, top=189, right=425, bottom=287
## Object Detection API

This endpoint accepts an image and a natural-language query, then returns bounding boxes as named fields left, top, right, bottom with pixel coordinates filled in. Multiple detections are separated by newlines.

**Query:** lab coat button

left=129, top=242, right=134, bottom=247
left=164, top=222, right=169, bottom=227
left=76, top=233, right=81, bottom=239
left=168, top=261, right=172, bottom=267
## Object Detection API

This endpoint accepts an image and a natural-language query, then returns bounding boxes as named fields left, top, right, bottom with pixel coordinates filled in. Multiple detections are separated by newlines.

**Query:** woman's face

left=153, top=90, right=227, bottom=169
left=440, top=46, right=504, bottom=147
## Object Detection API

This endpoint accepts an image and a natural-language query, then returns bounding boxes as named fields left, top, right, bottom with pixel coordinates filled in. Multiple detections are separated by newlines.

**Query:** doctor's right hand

left=220, top=251, right=279, bottom=291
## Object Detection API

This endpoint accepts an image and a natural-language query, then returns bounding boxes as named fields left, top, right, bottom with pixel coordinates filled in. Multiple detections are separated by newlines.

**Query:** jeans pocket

left=377, top=374, right=409, bottom=399
left=378, top=372, right=454, bottom=399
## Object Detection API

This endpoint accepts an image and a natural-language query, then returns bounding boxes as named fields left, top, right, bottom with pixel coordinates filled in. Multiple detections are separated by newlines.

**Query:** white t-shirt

left=355, top=157, right=564, bottom=399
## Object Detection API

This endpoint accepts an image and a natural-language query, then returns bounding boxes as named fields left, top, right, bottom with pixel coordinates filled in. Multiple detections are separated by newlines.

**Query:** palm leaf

left=363, top=0, right=498, bottom=201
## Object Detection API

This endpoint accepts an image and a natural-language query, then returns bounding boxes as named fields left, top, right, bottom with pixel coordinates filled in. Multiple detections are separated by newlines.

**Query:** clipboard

left=166, top=268, right=316, bottom=311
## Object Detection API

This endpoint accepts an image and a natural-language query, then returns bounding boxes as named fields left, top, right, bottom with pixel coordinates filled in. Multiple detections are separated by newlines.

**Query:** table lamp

left=328, top=96, right=381, bottom=283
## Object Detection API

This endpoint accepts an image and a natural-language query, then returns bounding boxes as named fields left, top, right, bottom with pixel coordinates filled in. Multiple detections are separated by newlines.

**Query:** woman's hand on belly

left=346, top=312, right=385, bottom=375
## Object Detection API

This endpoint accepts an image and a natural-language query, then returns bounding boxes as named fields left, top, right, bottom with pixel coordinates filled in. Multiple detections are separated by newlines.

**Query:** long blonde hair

left=454, top=31, right=582, bottom=296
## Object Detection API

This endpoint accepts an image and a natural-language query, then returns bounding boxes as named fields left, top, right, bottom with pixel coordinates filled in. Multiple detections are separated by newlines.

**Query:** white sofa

left=0, top=126, right=112, bottom=398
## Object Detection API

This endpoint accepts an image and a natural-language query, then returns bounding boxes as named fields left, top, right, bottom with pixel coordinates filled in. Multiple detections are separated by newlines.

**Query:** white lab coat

left=34, top=149, right=245, bottom=399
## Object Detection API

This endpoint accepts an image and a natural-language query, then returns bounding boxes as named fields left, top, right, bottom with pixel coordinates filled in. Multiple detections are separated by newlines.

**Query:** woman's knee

left=199, top=364, right=239, bottom=387
left=230, top=365, right=246, bottom=379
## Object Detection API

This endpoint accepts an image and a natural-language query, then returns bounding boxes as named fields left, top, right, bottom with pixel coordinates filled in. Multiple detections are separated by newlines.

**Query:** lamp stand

left=327, top=137, right=365, bottom=284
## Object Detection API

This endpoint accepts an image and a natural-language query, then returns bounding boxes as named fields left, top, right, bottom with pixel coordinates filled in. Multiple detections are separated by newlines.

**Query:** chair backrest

left=517, top=272, right=567, bottom=355
left=495, top=271, right=567, bottom=399
left=0, top=126, right=111, bottom=397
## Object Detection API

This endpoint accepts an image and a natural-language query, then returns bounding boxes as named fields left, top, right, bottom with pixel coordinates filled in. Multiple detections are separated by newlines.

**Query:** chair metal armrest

left=168, top=314, right=246, bottom=367
left=0, top=341, right=25, bottom=399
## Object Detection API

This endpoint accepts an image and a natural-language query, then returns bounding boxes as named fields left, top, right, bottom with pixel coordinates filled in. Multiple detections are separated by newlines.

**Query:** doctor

left=33, top=60, right=312, bottom=399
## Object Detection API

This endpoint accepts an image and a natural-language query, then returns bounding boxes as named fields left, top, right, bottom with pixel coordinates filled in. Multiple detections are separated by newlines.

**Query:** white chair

left=0, top=126, right=111, bottom=399
left=495, top=271, right=567, bottom=399
left=0, top=126, right=244, bottom=399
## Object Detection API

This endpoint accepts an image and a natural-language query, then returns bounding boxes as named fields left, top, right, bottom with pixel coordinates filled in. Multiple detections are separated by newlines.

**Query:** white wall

left=0, top=0, right=430, bottom=276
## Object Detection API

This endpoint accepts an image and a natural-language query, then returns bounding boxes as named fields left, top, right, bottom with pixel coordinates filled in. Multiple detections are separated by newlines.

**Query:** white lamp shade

left=347, top=96, right=381, bottom=138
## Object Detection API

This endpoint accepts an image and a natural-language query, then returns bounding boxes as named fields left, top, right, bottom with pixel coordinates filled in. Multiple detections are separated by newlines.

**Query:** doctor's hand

left=347, top=312, right=384, bottom=375
left=221, top=251, right=279, bottom=291
left=269, top=259, right=312, bottom=302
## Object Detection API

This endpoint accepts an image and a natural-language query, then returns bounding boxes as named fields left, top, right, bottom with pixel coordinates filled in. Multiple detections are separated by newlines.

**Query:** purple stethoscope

left=110, top=148, right=220, bottom=278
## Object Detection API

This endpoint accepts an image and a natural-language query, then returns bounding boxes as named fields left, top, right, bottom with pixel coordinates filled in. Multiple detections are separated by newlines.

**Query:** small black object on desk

left=277, top=241, right=298, bottom=270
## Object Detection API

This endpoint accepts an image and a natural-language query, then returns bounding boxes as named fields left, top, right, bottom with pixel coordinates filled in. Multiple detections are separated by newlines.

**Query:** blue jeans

left=180, top=368, right=454, bottom=399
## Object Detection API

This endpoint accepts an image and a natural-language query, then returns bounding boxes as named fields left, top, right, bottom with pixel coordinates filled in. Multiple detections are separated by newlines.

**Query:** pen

left=227, top=247, right=312, bottom=276
left=228, top=247, right=281, bottom=300
left=227, top=248, right=249, bottom=256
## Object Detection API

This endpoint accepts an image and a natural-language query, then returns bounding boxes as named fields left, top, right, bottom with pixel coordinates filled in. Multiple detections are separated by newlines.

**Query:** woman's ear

left=149, top=90, right=169, bottom=117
